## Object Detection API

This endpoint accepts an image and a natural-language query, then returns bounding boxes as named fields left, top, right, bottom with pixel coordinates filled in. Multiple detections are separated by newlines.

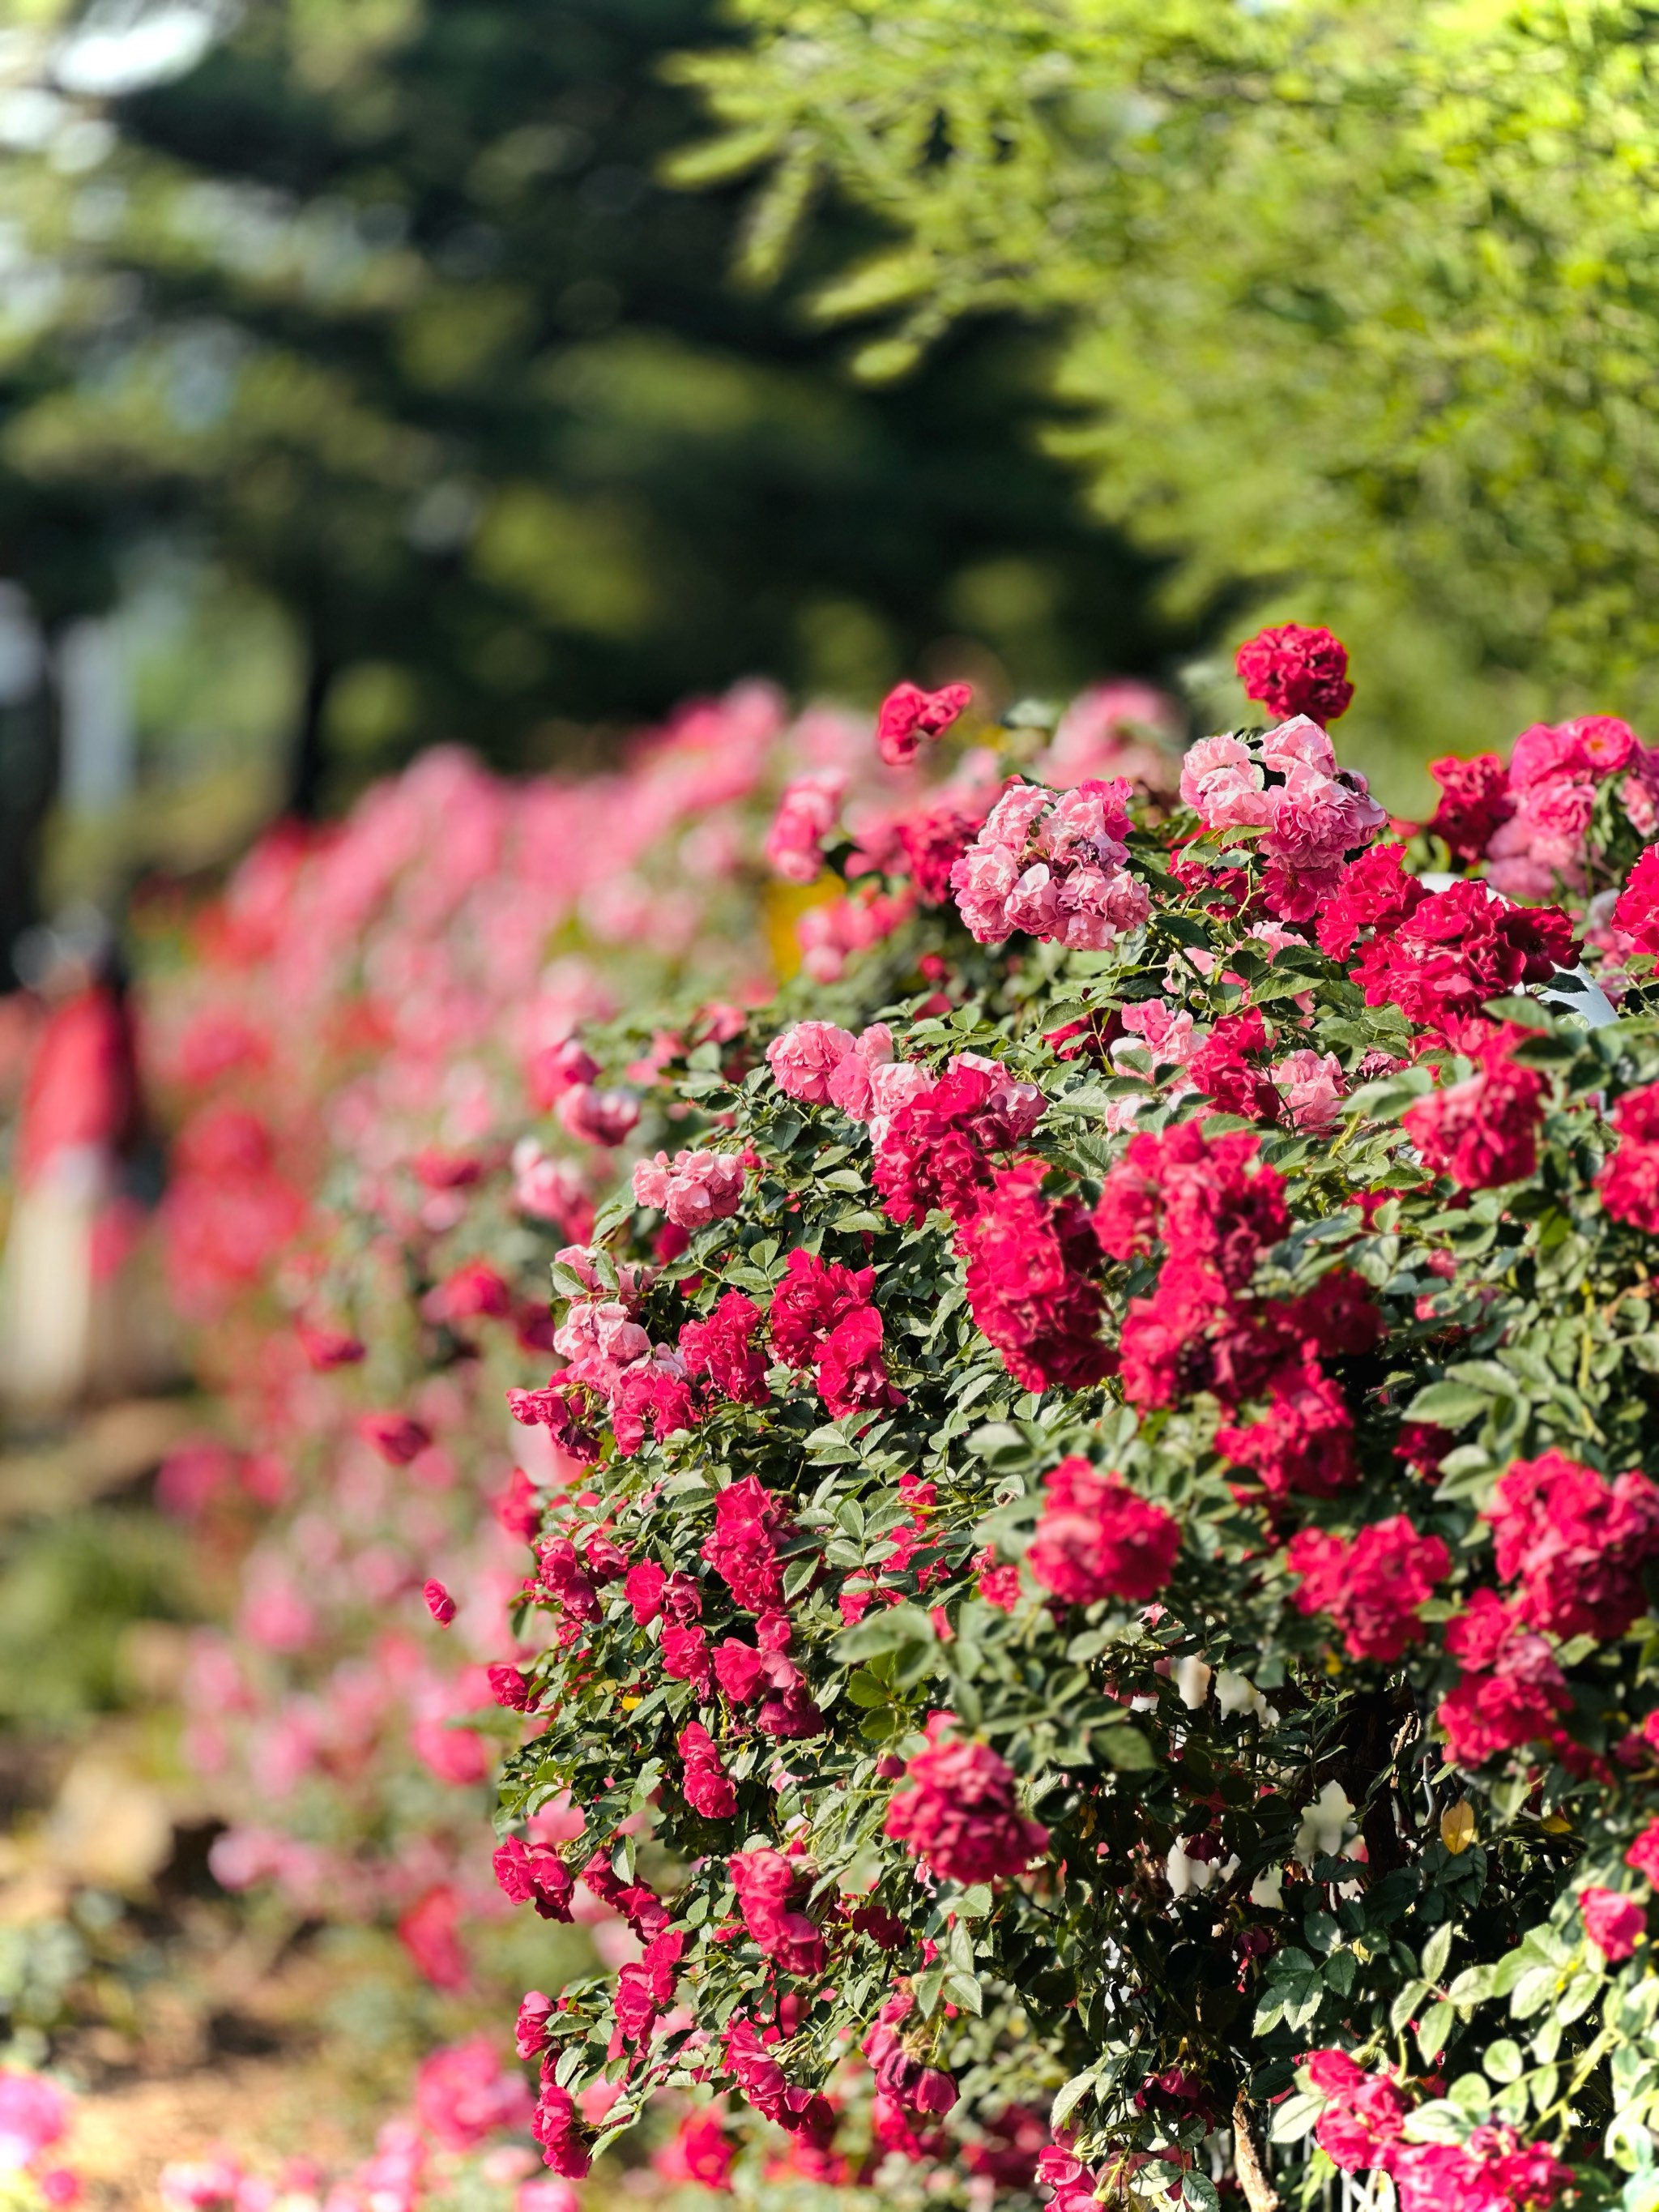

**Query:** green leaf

left=1422, top=1922, right=1454, bottom=1983
left=1051, top=2072, right=1098, bottom=2131
left=1510, top=1964, right=1559, bottom=2020
left=1270, top=2090, right=1323, bottom=2146
left=1483, top=2039, right=1524, bottom=2084
left=1100, top=1725, right=1157, bottom=1771
left=835, top=1604, right=937, bottom=1663
left=1405, top=1381, right=1494, bottom=1428
left=1418, top=2001, right=1455, bottom=2065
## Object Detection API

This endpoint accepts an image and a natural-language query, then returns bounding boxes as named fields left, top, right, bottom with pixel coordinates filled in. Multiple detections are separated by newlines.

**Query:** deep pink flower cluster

left=768, top=1247, right=900, bottom=1417
left=679, top=1289, right=770, bottom=1406
left=727, top=1847, right=827, bottom=1976
left=1304, top=2049, right=1408, bottom=2171
left=723, top=2018, right=834, bottom=2137
left=951, top=779, right=1151, bottom=949
left=1346, top=876, right=1576, bottom=1048
left=1304, top=2052, right=1572, bottom=2212
left=884, top=1714, right=1049, bottom=1883
left=1235, top=623, right=1354, bottom=724
left=1485, top=1449, right=1659, bottom=1641
left=862, top=1991, right=958, bottom=2123
left=413, top=2034, right=534, bottom=2151
left=1437, top=1589, right=1570, bottom=1768
left=1486, top=716, right=1648, bottom=900
left=1099, top=1125, right=1371, bottom=1498
left=1581, top=1885, right=1646, bottom=1962
left=613, top=1928, right=684, bottom=2051
left=957, top=1164, right=1112, bottom=1393
left=876, top=680, right=972, bottom=767
left=631, top=1147, right=745, bottom=1230
left=1599, top=1083, right=1659, bottom=1232
left=1403, top=1029, right=1546, bottom=1190
left=872, top=1059, right=1045, bottom=1227
left=1026, top=1458, right=1181, bottom=1607
left=1427, top=751, right=1516, bottom=864
left=1613, top=843, right=1659, bottom=955
left=1286, top=1516, right=1450, bottom=1661
left=492, top=1834, right=574, bottom=1920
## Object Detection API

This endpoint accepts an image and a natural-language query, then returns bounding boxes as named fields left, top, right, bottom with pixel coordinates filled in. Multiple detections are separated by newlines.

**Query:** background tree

left=668, top=0, right=1659, bottom=790
left=0, top=0, right=1184, bottom=851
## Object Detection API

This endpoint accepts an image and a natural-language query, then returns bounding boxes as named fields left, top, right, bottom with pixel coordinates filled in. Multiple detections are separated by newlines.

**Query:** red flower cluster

left=1437, top=1589, right=1570, bottom=1767
left=872, top=1061, right=1044, bottom=1228
left=1286, top=1516, right=1450, bottom=1660
left=1314, top=841, right=1425, bottom=960
left=862, top=1992, right=958, bottom=2120
left=1102, top=1125, right=1370, bottom=1498
left=701, top=1475, right=791, bottom=1613
left=1026, top=1458, right=1180, bottom=1608
left=1485, top=1449, right=1659, bottom=1640
left=1403, top=1031, right=1546, bottom=1191
left=727, top=1847, right=827, bottom=1976
left=957, top=1165, right=1112, bottom=1393
left=884, top=1714, right=1049, bottom=1884
left=1235, top=623, right=1354, bottom=724
left=1347, top=878, right=1576, bottom=1048
left=769, top=1248, right=901, bottom=1417
left=1599, top=1083, right=1659, bottom=1232
left=678, top=1720, right=736, bottom=1817
left=1427, top=752, right=1515, bottom=864
left=679, top=1290, right=770, bottom=1407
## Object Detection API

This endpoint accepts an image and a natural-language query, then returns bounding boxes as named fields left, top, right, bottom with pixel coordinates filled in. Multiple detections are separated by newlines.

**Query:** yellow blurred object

left=1441, top=1801, right=1477, bottom=1855
left=764, top=872, right=842, bottom=980
left=1540, top=1813, right=1573, bottom=1834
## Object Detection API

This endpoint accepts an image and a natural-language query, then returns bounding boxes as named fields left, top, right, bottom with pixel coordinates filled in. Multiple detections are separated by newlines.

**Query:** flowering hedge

left=139, top=674, right=1178, bottom=2201
left=470, top=628, right=1659, bottom=2212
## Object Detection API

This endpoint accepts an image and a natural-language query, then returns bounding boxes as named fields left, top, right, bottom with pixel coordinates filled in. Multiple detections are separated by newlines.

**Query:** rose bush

left=461, top=625, right=1659, bottom=2212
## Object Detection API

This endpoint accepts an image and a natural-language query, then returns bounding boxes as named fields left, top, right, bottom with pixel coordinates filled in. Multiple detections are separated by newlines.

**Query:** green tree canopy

left=671, top=1, right=1659, bottom=782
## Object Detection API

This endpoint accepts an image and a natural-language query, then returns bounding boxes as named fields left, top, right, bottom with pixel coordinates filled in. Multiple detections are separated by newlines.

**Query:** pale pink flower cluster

left=796, top=883, right=915, bottom=982
left=765, top=771, right=846, bottom=883
left=768, top=1020, right=1042, bottom=1151
left=630, top=1147, right=746, bottom=1230
left=1037, top=680, right=1183, bottom=793
left=951, top=779, right=1151, bottom=948
left=1180, top=717, right=1388, bottom=874
left=510, top=1140, right=591, bottom=1232
left=1485, top=717, right=1659, bottom=899
left=1272, top=1048, right=1346, bottom=1134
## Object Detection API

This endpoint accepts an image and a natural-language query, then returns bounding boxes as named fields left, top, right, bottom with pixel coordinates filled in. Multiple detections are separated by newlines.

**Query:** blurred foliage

left=0, top=1507, right=192, bottom=1732
left=671, top=0, right=1659, bottom=801
left=0, top=0, right=1188, bottom=823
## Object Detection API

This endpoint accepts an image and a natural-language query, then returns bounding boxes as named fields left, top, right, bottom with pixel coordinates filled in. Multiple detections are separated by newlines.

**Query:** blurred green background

left=6, top=0, right=1659, bottom=976
left=0, top=0, right=1197, bottom=984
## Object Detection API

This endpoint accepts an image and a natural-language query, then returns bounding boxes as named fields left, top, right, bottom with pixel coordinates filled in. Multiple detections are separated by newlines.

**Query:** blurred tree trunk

left=288, top=636, right=335, bottom=823
left=0, top=646, right=61, bottom=990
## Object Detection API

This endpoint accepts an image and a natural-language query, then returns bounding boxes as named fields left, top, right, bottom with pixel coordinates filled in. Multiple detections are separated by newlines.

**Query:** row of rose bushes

left=130, top=672, right=1179, bottom=2207
left=142, top=625, right=1659, bottom=2210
